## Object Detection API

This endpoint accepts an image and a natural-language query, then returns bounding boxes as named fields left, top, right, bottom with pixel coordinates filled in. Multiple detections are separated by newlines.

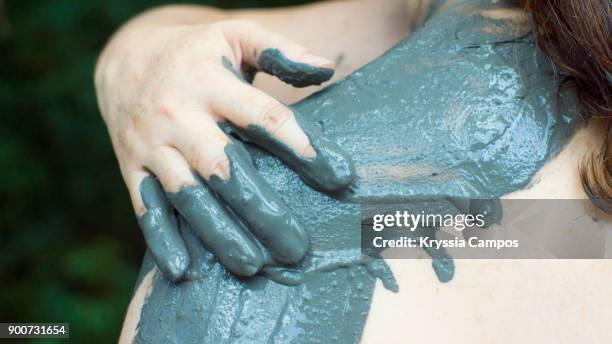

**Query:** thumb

left=219, top=20, right=335, bottom=87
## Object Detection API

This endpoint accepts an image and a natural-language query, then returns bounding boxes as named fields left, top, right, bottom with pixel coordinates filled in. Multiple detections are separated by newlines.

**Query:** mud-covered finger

left=136, top=174, right=190, bottom=282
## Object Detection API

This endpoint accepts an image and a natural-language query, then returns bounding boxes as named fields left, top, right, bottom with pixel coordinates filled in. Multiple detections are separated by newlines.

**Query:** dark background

left=0, top=0, right=316, bottom=342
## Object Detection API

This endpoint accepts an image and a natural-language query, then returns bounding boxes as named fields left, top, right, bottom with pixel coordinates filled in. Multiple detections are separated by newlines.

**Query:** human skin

left=110, top=0, right=612, bottom=343
left=95, top=2, right=361, bottom=281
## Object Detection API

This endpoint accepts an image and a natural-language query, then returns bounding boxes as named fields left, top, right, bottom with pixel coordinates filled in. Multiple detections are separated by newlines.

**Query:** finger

left=129, top=171, right=190, bottom=282
left=148, top=144, right=265, bottom=277
left=165, top=176, right=265, bottom=277
left=219, top=20, right=335, bottom=87
left=210, top=78, right=356, bottom=193
left=205, top=140, right=310, bottom=265
left=146, top=146, right=197, bottom=193
left=173, top=110, right=309, bottom=265
left=177, top=215, right=215, bottom=280
left=174, top=114, right=233, bottom=181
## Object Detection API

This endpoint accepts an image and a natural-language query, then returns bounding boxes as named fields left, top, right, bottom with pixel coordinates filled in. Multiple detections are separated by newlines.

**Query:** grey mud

left=258, top=48, right=335, bottom=87
left=133, top=0, right=582, bottom=342
left=221, top=48, right=335, bottom=87
left=138, top=114, right=356, bottom=281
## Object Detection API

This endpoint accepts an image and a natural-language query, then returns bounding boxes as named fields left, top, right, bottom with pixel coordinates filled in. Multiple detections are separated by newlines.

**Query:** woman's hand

left=95, top=18, right=355, bottom=281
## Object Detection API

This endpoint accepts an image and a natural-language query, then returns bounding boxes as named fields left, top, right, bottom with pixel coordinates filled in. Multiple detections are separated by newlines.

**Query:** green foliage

left=0, top=0, right=316, bottom=342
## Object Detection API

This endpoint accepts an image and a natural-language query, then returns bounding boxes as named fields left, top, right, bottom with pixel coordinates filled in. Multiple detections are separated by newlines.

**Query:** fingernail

left=299, top=54, right=334, bottom=68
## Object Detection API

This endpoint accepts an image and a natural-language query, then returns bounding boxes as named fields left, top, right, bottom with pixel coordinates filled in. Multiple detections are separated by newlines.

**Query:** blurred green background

left=0, top=0, right=316, bottom=342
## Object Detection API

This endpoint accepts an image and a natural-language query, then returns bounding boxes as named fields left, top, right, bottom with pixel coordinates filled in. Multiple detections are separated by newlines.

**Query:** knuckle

left=185, top=143, right=202, bottom=169
left=257, top=101, right=292, bottom=134
left=207, top=151, right=230, bottom=180
left=134, top=90, right=182, bottom=126
left=129, top=112, right=148, bottom=134
left=117, top=114, right=166, bottom=160
left=149, top=147, right=195, bottom=191
left=152, top=97, right=178, bottom=122
left=151, top=145, right=174, bottom=161
left=115, top=129, right=140, bottom=158
left=183, top=136, right=230, bottom=180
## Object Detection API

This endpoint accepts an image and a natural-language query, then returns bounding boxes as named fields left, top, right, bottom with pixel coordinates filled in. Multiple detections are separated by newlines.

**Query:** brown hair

left=525, top=0, right=612, bottom=211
